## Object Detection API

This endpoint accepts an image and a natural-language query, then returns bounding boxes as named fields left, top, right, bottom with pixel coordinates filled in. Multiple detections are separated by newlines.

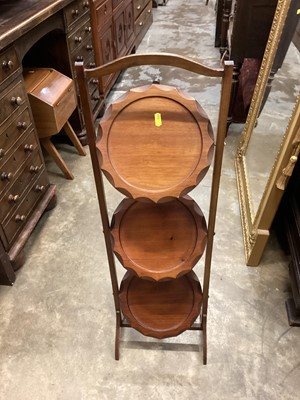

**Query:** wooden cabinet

left=275, top=158, right=300, bottom=326
left=64, top=0, right=103, bottom=127
left=0, top=45, right=56, bottom=285
left=215, top=0, right=278, bottom=124
left=89, top=0, right=152, bottom=97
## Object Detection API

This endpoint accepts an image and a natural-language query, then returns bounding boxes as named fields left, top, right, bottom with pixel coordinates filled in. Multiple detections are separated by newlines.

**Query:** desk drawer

left=72, top=37, right=95, bottom=64
left=0, top=108, right=32, bottom=161
left=0, top=130, right=39, bottom=195
left=0, top=46, right=20, bottom=86
left=3, top=170, right=49, bottom=245
left=64, top=0, right=90, bottom=30
left=0, top=151, right=44, bottom=223
left=0, top=80, right=27, bottom=127
left=68, top=15, right=93, bottom=54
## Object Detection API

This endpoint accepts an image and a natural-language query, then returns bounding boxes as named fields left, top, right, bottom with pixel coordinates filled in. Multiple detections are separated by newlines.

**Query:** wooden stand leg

left=202, top=315, right=207, bottom=365
left=63, top=121, right=86, bottom=156
left=40, top=138, right=74, bottom=180
left=115, top=311, right=121, bottom=360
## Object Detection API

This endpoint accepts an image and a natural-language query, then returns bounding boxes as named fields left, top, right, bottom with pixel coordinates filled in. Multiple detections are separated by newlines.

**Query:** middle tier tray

left=111, top=196, right=207, bottom=281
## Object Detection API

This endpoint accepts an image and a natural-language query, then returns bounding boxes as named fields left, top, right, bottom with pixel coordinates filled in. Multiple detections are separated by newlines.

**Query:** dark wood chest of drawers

left=0, top=45, right=56, bottom=285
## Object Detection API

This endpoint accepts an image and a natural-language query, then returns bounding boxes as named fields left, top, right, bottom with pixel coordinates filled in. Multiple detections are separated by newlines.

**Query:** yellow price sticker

left=154, top=112, right=162, bottom=127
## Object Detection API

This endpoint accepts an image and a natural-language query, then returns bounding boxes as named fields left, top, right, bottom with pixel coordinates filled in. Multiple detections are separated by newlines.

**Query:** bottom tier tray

left=119, top=271, right=202, bottom=339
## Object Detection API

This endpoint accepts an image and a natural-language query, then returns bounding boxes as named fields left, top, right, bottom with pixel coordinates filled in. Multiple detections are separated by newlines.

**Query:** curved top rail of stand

left=83, top=53, right=224, bottom=78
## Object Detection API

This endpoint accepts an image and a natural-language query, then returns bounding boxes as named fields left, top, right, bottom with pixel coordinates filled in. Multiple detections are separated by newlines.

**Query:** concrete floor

left=1, top=1, right=299, bottom=399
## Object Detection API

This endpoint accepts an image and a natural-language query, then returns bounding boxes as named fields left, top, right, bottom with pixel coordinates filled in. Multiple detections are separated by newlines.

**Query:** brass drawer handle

left=85, top=26, right=92, bottom=33
left=86, top=44, right=93, bottom=51
left=83, top=1, right=89, bottom=8
left=24, top=144, right=34, bottom=153
left=8, top=194, right=20, bottom=203
left=89, top=62, right=96, bottom=68
left=0, top=148, right=5, bottom=158
left=30, top=165, right=40, bottom=174
left=35, top=185, right=45, bottom=192
left=10, top=96, right=22, bottom=106
left=2, top=60, right=14, bottom=70
left=17, top=121, right=28, bottom=130
left=1, top=172, right=13, bottom=181
left=76, top=55, right=84, bottom=61
left=15, top=214, right=26, bottom=222
left=72, top=9, right=79, bottom=16
left=75, top=36, right=82, bottom=43
left=92, top=79, right=98, bottom=85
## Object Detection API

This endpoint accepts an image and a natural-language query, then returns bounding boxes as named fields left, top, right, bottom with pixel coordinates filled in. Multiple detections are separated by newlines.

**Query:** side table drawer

left=0, top=151, right=44, bottom=223
left=133, top=0, right=148, bottom=20
left=134, top=1, right=152, bottom=38
left=95, top=0, right=113, bottom=28
left=3, top=171, right=49, bottom=245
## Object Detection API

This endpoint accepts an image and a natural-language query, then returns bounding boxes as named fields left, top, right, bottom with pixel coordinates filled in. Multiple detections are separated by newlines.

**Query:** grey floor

left=1, top=1, right=299, bottom=399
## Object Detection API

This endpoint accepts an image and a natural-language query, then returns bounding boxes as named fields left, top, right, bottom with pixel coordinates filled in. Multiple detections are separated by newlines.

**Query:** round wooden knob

left=2, top=60, right=14, bottom=70
left=10, top=96, right=22, bottom=106
left=137, top=5, right=141, bottom=10
left=15, top=214, right=26, bottom=222
left=35, top=185, right=45, bottom=192
left=30, top=165, right=39, bottom=173
left=17, top=121, right=28, bottom=130
left=1, top=172, right=13, bottom=181
left=139, top=21, right=143, bottom=26
left=24, top=144, right=34, bottom=153
left=0, top=148, right=5, bottom=158
left=8, top=194, right=19, bottom=203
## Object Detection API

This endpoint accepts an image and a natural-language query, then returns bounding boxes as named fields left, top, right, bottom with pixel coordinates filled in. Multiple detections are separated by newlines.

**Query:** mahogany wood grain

left=97, top=83, right=214, bottom=202
left=119, top=270, right=202, bottom=339
left=111, top=196, right=207, bottom=280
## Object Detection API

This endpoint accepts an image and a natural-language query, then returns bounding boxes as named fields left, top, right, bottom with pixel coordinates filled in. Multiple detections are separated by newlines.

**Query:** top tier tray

left=97, top=84, right=214, bottom=202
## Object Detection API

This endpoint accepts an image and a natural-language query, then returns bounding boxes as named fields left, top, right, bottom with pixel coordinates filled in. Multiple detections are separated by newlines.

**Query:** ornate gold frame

left=235, top=0, right=300, bottom=266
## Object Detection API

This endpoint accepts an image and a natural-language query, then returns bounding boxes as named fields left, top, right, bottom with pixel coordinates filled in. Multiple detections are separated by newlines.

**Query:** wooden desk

left=0, top=0, right=101, bottom=285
